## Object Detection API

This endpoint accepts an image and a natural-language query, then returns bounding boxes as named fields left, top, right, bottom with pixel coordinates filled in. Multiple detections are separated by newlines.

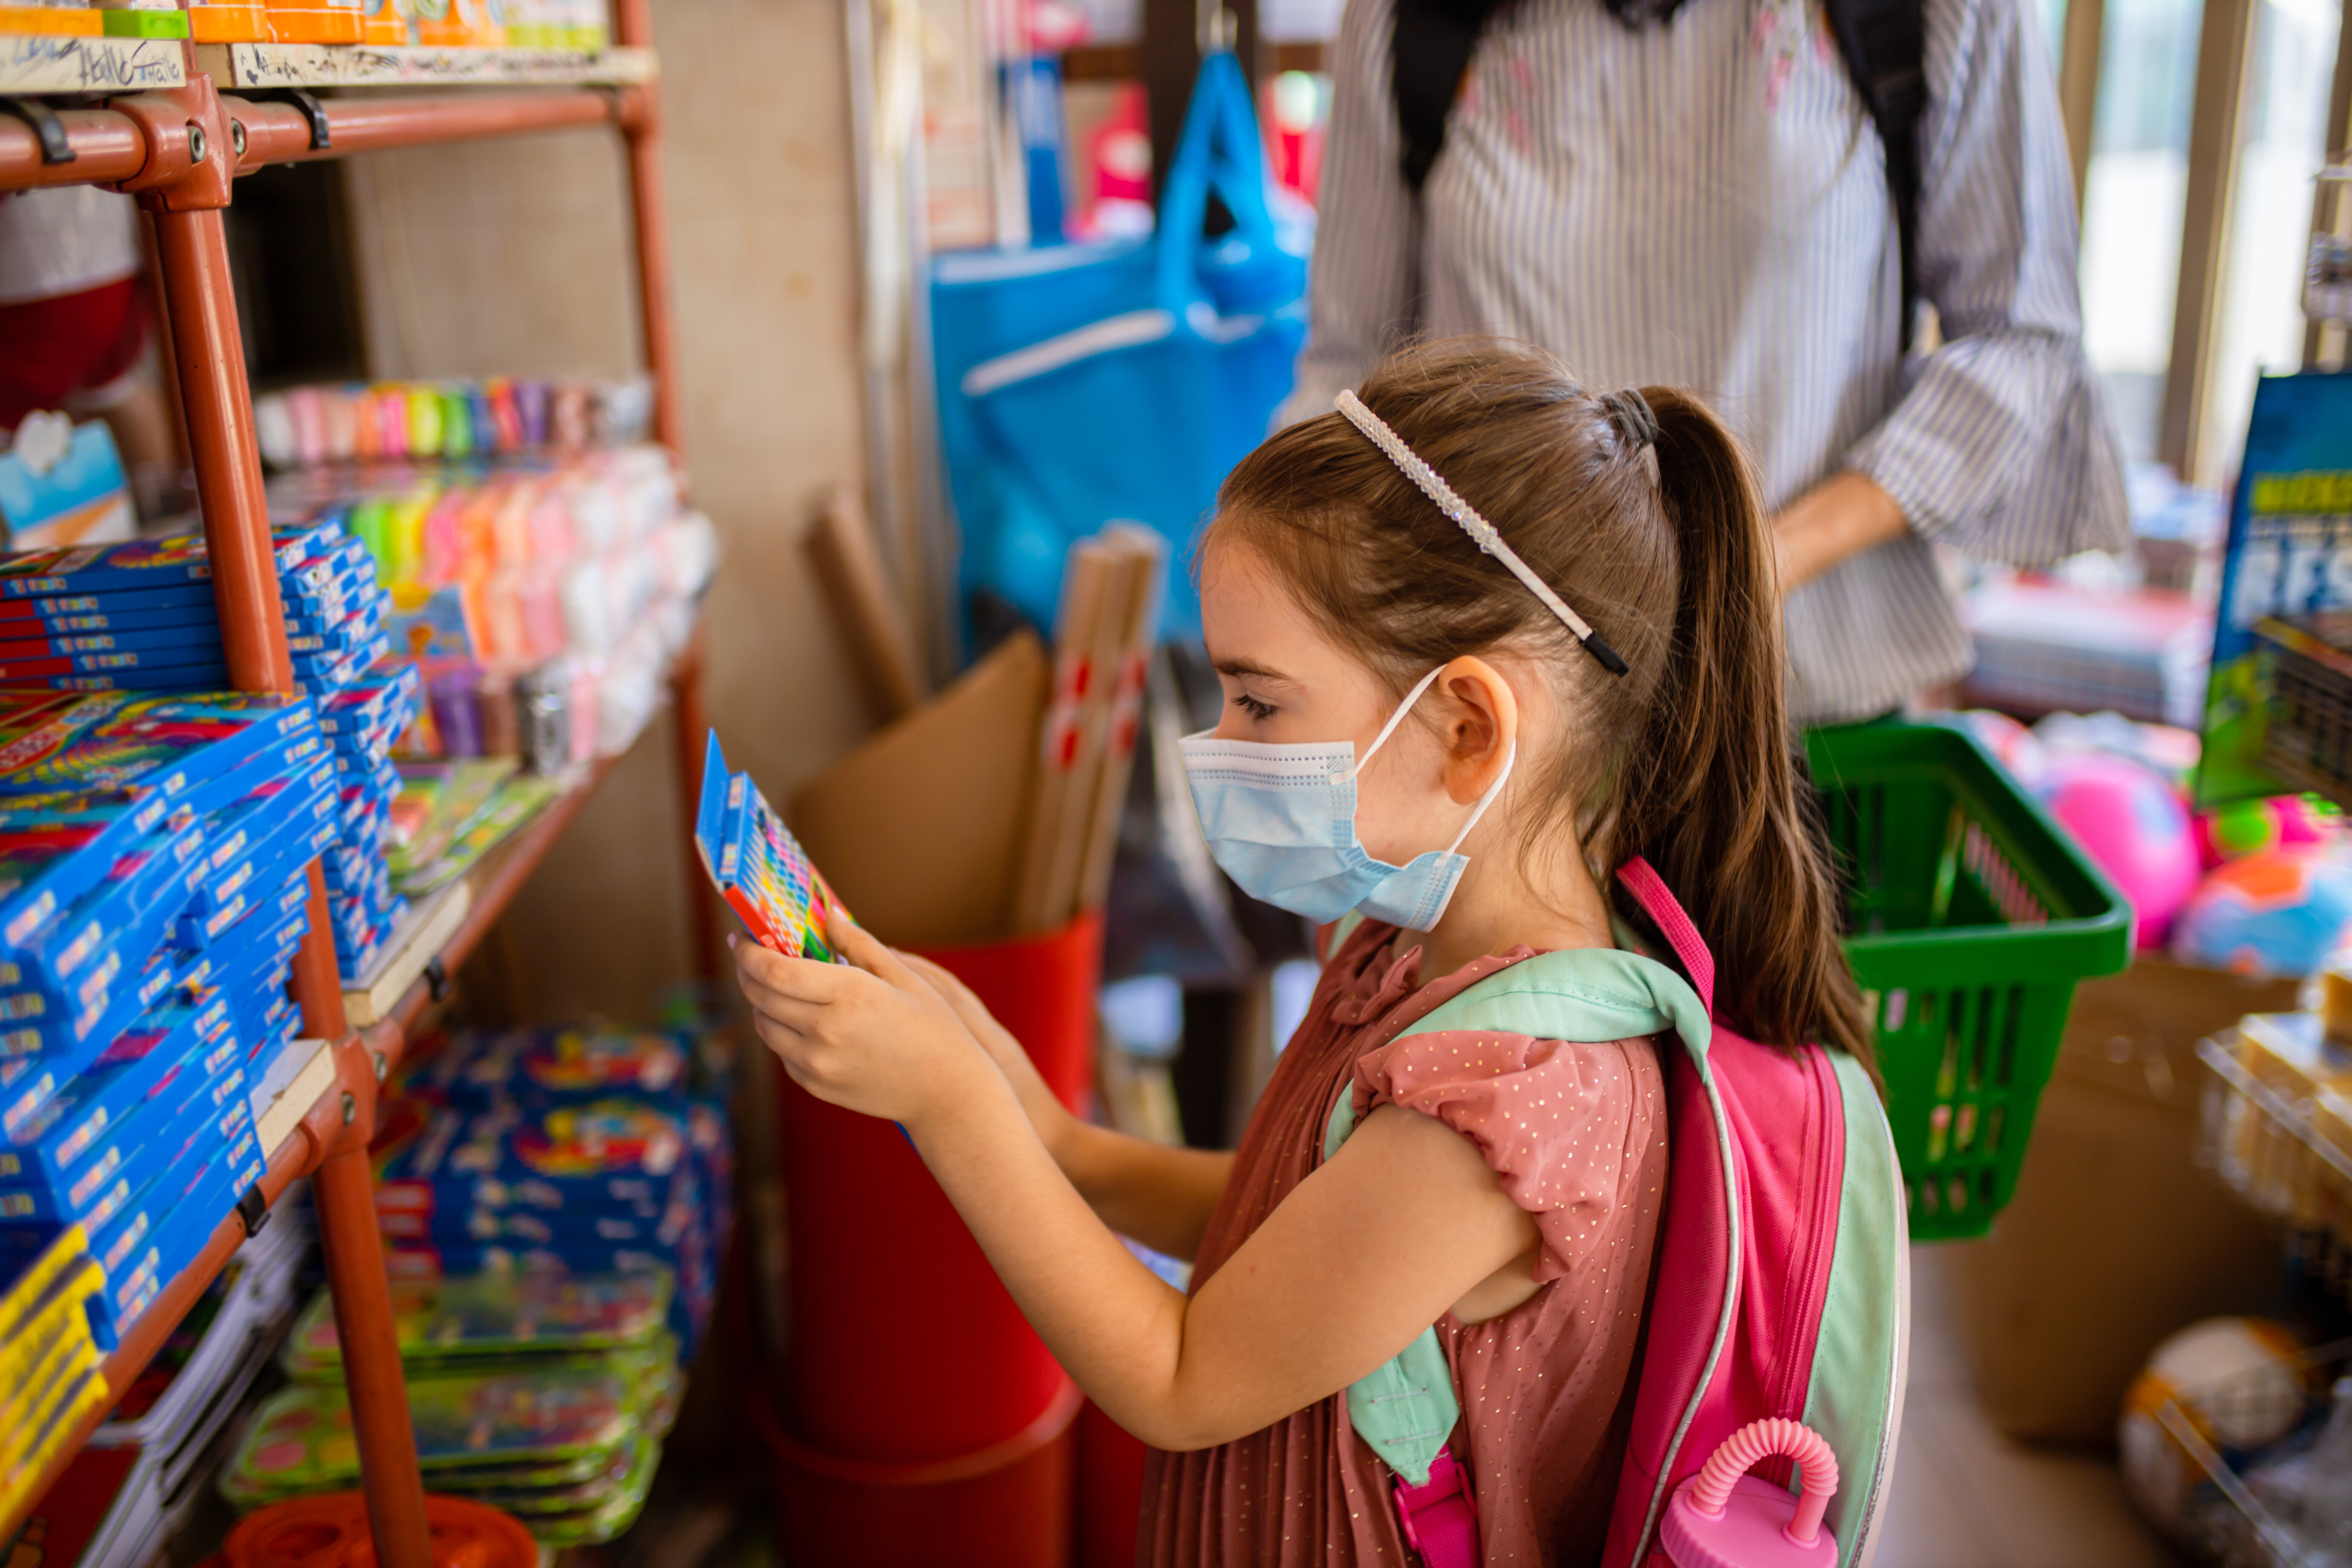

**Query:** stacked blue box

left=0, top=691, right=323, bottom=1341
left=379, top=1025, right=733, bottom=1354
left=0, top=525, right=423, bottom=982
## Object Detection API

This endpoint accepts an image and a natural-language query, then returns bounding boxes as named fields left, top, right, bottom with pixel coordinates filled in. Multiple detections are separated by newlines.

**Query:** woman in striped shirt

left=1289, top=0, right=2130, bottom=723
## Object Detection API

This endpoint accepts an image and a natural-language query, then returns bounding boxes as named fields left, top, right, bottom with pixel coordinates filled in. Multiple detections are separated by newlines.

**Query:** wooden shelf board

left=0, top=31, right=183, bottom=92
left=199, top=40, right=653, bottom=89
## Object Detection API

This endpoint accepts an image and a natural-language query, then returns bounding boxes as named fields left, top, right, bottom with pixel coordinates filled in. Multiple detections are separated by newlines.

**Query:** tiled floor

left=1873, top=1246, right=2188, bottom=1568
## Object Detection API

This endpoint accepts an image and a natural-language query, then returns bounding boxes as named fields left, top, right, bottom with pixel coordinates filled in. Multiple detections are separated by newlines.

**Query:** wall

left=342, top=0, right=877, bottom=1020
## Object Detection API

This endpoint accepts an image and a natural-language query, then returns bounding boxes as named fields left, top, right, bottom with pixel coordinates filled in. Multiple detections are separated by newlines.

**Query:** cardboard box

left=1946, top=957, right=2298, bottom=1444
left=788, top=630, right=1046, bottom=948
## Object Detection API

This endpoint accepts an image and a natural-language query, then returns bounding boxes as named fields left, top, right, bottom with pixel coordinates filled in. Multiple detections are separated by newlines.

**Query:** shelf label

left=0, top=33, right=184, bottom=92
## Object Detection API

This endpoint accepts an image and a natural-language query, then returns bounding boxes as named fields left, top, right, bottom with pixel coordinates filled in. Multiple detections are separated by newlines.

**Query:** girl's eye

left=1233, top=692, right=1277, bottom=721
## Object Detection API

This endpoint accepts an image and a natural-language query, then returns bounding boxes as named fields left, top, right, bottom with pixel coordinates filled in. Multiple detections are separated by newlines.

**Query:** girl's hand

left=730, top=917, right=1003, bottom=1130
left=897, top=951, right=1079, bottom=1162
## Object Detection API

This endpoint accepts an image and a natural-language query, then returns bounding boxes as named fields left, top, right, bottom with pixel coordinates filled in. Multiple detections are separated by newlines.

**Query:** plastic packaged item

left=279, top=1271, right=673, bottom=1379
left=694, top=732, right=847, bottom=961
left=224, top=1361, right=642, bottom=1503
left=513, top=663, right=570, bottom=776
left=0, top=8, right=106, bottom=37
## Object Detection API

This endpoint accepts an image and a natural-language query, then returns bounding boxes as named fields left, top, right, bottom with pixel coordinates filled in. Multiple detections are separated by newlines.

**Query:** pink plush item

left=2035, top=753, right=2200, bottom=948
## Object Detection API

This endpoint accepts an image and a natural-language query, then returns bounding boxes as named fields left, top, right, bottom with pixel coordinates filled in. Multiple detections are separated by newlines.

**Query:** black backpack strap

left=1390, top=0, right=1511, bottom=193
left=1822, top=0, right=1929, bottom=348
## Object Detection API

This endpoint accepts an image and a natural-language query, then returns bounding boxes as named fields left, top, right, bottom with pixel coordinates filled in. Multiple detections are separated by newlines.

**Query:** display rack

left=0, top=8, right=706, bottom=1561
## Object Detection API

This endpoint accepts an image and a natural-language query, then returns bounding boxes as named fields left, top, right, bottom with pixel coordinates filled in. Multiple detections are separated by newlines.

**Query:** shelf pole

left=142, top=89, right=435, bottom=1568
left=613, top=0, right=681, bottom=453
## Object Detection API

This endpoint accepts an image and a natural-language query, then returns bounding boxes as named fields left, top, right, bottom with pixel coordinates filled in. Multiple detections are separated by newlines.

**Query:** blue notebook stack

left=378, top=1024, right=734, bottom=1355
left=0, top=691, right=328, bottom=1345
left=0, top=519, right=421, bottom=982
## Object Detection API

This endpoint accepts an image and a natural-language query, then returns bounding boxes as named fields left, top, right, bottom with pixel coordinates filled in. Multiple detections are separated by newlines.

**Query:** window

left=2201, top=0, right=2342, bottom=480
left=2078, top=0, right=2208, bottom=463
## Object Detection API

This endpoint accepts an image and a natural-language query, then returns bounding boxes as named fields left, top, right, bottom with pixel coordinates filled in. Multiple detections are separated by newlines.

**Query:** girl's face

left=1199, top=537, right=1521, bottom=871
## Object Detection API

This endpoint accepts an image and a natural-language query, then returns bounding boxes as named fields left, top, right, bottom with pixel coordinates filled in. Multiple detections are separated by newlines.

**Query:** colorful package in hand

left=694, top=732, right=844, bottom=961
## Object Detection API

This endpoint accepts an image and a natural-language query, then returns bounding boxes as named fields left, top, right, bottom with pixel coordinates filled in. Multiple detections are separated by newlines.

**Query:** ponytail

left=1613, top=388, right=1877, bottom=1075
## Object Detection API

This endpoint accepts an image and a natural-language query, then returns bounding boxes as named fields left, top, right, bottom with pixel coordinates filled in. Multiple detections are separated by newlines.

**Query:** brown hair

left=1209, top=339, right=1875, bottom=1072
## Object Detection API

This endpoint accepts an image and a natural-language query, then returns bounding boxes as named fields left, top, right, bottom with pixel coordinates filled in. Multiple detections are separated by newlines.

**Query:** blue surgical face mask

left=1179, top=666, right=1515, bottom=931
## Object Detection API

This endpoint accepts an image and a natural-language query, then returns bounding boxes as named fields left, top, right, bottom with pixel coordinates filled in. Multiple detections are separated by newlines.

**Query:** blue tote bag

left=929, top=51, right=1308, bottom=640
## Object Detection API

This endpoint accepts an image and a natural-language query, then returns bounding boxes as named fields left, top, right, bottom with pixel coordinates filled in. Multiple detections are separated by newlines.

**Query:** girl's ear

left=1435, top=655, right=1518, bottom=806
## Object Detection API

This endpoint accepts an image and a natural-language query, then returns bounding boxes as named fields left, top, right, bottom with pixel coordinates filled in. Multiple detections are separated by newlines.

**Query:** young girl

left=731, top=340, right=1875, bottom=1565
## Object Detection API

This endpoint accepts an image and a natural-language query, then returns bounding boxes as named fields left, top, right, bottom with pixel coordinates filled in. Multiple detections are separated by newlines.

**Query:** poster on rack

left=2197, top=372, right=2352, bottom=807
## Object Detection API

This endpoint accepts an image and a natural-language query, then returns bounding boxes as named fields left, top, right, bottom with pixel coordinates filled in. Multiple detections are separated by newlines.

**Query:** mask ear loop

left=1349, top=666, right=1450, bottom=778
left=1353, top=666, right=1518, bottom=853
left=1444, top=738, right=1516, bottom=853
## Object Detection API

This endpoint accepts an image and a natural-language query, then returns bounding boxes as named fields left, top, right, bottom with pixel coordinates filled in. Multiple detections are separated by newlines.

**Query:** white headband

left=1334, top=389, right=1629, bottom=676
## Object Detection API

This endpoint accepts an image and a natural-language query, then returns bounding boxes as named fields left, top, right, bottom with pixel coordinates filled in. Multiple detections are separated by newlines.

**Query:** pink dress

left=1138, top=918, right=1669, bottom=1567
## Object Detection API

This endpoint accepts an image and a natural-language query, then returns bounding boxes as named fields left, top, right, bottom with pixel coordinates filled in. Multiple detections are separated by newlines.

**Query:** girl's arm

left=738, top=924, right=1542, bottom=1451
left=897, top=953, right=1233, bottom=1261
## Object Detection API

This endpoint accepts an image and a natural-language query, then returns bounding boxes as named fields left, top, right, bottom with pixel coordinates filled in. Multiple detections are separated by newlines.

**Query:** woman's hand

left=896, top=952, right=1081, bottom=1162
left=730, top=916, right=1004, bottom=1132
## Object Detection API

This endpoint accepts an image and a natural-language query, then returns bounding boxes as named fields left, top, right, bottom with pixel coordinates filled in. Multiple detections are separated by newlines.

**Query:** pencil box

left=10, top=823, right=216, bottom=1002
left=0, top=603, right=219, bottom=640
left=378, top=1100, right=692, bottom=1223
left=83, top=1088, right=256, bottom=1285
left=89, top=1116, right=262, bottom=1342
left=0, top=1043, right=246, bottom=1228
left=175, top=867, right=311, bottom=958
left=0, top=585, right=217, bottom=625
left=417, top=1027, right=692, bottom=1111
left=0, top=623, right=222, bottom=666
left=0, top=691, right=317, bottom=802
left=0, top=1000, right=237, bottom=1195
left=0, top=532, right=324, bottom=598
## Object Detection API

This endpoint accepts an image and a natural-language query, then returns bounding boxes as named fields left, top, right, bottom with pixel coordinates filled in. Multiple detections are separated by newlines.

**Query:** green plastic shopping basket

left=1806, top=722, right=2133, bottom=1240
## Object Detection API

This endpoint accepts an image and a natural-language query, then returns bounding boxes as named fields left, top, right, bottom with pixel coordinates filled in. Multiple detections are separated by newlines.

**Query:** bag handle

left=1154, top=50, right=1277, bottom=311
left=1614, top=857, right=1714, bottom=1017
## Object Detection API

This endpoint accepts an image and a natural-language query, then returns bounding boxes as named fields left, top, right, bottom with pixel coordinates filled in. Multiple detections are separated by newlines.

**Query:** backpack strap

left=1390, top=0, right=1508, bottom=193
left=1324, top=916, right=1715, bottom=1557
left=1821, top=0, right=1929, bottom=349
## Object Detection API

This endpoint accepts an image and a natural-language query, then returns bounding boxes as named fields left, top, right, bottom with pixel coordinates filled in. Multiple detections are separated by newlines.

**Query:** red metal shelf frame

left=0, top=4, right=706, bottom=1559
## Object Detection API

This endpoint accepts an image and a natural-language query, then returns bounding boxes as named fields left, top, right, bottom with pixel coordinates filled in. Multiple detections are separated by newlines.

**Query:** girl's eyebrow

left=1213, top=657, right=1296, bottom=684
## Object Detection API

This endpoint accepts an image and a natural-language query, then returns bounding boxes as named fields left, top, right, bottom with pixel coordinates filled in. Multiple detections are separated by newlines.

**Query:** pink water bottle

left=1659, top=1419, right=1840, bottom=1568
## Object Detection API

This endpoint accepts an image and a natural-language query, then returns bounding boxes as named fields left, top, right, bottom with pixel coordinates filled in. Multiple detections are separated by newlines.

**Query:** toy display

left=2033, top=753, right=2202, bottom=948
left=2172, top=848, right=2352, bottom=977
left=695, top=732, right=847, bottom=962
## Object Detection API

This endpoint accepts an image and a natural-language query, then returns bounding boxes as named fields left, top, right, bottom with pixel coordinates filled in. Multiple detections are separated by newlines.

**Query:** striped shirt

left=1286, top=0, right=2130, bottom=723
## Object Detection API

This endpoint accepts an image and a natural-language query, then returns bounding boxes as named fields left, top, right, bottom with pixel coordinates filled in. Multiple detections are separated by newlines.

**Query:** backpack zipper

left=1770, top=1046, right=1844, bottom=1427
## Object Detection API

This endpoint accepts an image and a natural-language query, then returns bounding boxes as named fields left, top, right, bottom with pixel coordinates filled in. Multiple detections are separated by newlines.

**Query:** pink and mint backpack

left=1328, top=859, right=1908, bottom=1568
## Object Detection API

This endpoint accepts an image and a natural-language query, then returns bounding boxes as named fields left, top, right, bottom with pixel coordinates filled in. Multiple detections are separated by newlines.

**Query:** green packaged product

left=527, top=1440, right=660, bottom=1547
left=280, top=1271, right=673, bottom=1380
left=224, top=1360, right=641, bottom=1506
left=461, top=1436, right=651, bottom=1515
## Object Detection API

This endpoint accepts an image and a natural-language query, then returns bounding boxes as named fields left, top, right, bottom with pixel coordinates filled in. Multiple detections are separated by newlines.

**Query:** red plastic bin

left=771, top=911, right=1100, bottom=1563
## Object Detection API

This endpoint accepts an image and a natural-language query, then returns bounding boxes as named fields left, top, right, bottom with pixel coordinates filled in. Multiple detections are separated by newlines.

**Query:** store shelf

left=0, top=31, right=182, bottom=91
left=0, top=0, right=685, bottom=1553
left=1, top=82, right=642, bottom=193
left=198, top=40, right=654, bottom=89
